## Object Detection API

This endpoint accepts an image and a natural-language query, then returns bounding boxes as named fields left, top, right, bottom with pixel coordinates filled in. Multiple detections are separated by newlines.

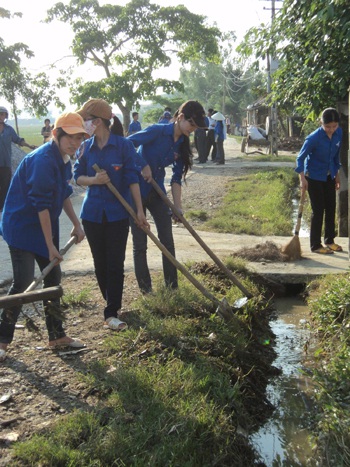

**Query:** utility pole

left=266, top=0, right=278, bottom=155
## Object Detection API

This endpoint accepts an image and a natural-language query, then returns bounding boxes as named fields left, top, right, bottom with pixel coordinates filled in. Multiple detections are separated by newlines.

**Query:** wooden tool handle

left=149, top=178, right=252, bottom=298
left=25, top=235, right=77, bottom=292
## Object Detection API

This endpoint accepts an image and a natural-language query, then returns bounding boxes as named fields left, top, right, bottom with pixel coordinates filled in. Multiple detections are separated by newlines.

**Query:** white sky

left=1, top=0, right=272, bottom=115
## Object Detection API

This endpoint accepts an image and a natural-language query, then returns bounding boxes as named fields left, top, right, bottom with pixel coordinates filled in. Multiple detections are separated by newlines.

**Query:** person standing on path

left=295, top=107, right=342, bottom=255
left=0, top=112, right=87, bottom=362
left=206, top=108, right=217, bottom=161
left=75, top=98, right=149, bottom=331
left=41, top=118, right=53, bottom=143
left=128, top=112, right=142, bottom=135
left=212, top=112, right=226, bottom=165
left=194, top=114, right=209, bottom=163
left=0, top=106, right=36, bottom=211
left=127, top=100, right=207, bottom=294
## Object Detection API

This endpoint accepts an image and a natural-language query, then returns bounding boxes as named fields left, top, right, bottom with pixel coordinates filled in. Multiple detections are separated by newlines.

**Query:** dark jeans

left=130, top=188, right=178, bottom=293
left=214, top=140, right=225, bottom=163
left=0, top=247, right=64, bottom=344
left=195, top=129, right=207, bottom=162
left=306, top=175, right=336, bottom=250
left=206, top=130, right=217, bottom=160
left=0, top=167, right=11, bottom=210
left=83, top=216, right=129, bottom=319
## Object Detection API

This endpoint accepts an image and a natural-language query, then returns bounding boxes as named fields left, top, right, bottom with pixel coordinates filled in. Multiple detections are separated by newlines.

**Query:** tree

left=179, top=31, right=266, bottom=124
left=180, top=58, right=266, bottom=123
left=0, top=8, right=64, bottom=128
left=238, top=0, right=350, bottom=116
left=238, top=0, right=350, bottom=235
left=46, top=0, right=221, bottom=132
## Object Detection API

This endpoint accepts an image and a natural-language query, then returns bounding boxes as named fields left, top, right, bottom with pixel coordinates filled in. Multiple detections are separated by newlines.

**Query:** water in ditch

left=251, top=295, right=319, bottom=466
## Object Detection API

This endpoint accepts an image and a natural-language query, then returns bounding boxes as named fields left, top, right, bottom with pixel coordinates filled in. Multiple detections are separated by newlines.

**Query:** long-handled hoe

left=0, top=236, right=77, bottom=325
left=93, top=164, right=250, bottom=320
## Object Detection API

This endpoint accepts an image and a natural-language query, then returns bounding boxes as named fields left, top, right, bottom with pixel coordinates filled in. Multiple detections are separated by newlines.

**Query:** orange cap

left=53, top=112, right=89, bottom=138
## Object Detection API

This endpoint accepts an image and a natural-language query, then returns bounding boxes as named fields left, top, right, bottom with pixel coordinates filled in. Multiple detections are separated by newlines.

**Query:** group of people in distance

left=0, top=101, right=343, bottom=363
left=0, top=99, right=208, bottom=362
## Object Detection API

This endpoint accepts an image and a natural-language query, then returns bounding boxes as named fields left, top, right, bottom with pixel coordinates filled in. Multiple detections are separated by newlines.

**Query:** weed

left=62, top=287, right=92, bottom=306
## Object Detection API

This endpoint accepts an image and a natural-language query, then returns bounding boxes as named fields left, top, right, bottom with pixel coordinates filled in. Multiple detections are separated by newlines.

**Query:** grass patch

left=186, top=210, right=209, bottom=221
left=305, top=274, right=350, bottom=466
left=15, top=124, right=43, bottom=148
left=62, top=287, right=92, bottom=306
left=12, top=270, right=275, bottom=466
left=203, top=168, right=298, bottom=235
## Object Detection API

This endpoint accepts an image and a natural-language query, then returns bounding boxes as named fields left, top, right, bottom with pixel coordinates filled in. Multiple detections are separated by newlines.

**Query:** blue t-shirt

left=295, top=126, right=342, bottom=181
left=128, top=121, right=142, bottom=134
left=0, top=123, right=24, bottom=167
left=1, top=141, right=73, bottom=258
left=74, top=134, right=141, bottom=223
left=127, top=122, right=184, bottom=197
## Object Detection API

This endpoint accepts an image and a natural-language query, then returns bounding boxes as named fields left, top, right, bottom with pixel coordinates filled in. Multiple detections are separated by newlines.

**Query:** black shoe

left=198, top=161, right=207, bottom=164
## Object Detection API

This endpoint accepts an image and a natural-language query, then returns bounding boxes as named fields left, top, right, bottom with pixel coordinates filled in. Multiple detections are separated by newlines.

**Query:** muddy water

left=251, top=296, right=319, bottom=466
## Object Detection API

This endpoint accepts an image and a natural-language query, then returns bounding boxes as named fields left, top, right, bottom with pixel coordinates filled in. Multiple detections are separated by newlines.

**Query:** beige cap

left=76, top=98, right=112, bottom=120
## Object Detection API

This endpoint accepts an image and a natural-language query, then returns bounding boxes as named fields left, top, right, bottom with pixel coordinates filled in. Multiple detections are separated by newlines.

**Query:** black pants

left=130, top=188, right=178, bottom=293
left=306, top=175, right=336, bottom=251
left=0, top=167, right=11, bottom=210
left=206, top=130, right=217, bottom=160
left=83, top=216, right=129, bottom=319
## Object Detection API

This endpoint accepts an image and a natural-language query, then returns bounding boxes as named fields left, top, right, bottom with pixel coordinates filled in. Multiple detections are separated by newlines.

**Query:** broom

left=281, top=189, right=306, bottom=261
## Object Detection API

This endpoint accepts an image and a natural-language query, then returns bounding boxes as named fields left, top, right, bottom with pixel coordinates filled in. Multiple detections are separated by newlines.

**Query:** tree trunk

left=337, top=108, right=348, bottom=237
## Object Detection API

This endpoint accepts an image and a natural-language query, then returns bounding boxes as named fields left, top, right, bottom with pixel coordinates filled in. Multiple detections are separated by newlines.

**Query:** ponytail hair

left=172, top=108, right=193, bottom=179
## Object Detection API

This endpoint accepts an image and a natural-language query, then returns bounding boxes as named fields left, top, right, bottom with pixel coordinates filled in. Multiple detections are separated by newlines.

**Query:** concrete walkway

left=0, top=138, right=349, bottom=287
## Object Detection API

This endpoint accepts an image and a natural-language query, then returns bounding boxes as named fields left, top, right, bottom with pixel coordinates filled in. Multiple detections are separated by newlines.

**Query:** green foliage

left=203, top=168, right=298, bottom=235
left=46, top=0, right=221, bottom=131
left=306, top=273, right=350, bottom=465
left=180, top=55, right=266, bottom=121
left=238, top=0, right=350, bottom=116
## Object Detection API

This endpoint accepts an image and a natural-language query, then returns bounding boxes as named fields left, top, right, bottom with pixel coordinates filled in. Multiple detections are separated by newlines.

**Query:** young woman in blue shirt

left=127, top=100, right=207, bottom=293
left=0, top=112, right=87, bottom=362
left=295, top=108, right=342, bottom=254
left=74, top=99, right=149, bottom=331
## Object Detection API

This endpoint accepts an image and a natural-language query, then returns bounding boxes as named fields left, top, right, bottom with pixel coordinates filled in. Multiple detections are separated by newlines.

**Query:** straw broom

left=281, top=189, right=306, bottom=261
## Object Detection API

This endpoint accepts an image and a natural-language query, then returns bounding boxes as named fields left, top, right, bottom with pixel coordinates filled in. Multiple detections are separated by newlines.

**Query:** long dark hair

left=172, top=112, right=192, bottom=179
left=98, top=115, right=124, bottom=136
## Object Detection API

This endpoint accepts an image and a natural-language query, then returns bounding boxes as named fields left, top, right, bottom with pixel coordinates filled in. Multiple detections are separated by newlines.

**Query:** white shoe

left=0, top=348, right=7, bottom=362
left=104, top=317, right=128, bottom=331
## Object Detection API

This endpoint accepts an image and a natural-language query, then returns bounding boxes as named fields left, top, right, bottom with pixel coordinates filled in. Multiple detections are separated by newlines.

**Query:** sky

left=1, top=0, right=273, bottom=116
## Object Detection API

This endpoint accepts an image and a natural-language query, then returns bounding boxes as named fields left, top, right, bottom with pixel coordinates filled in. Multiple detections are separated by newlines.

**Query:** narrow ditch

left=250, top=286, right=320, bottom=466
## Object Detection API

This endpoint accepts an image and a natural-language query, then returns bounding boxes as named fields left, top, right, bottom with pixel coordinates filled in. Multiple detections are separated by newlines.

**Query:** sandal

left=49, top=337, right=86, bottom=349
left=326, top=243, right=343, bottom=252
left=104, top=317, right=128, bottom=331
left=313, top=247, right=334, bottom=255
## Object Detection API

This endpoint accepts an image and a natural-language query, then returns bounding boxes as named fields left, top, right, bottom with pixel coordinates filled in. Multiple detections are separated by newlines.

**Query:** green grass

left=304, top=274, right=350, bottom=466
left=15, top=124, right=43, bottom=148
left=12, top=272, right=273, bottom=466
left=202, top=168, right=298, bottom=235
